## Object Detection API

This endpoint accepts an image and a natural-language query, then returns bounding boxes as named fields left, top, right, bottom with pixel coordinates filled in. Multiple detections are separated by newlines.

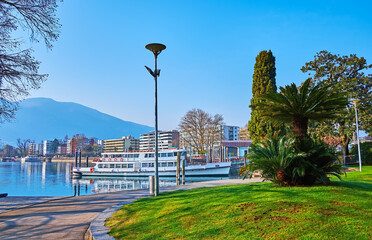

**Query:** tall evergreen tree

left=248, top=50, right=277, bottom=143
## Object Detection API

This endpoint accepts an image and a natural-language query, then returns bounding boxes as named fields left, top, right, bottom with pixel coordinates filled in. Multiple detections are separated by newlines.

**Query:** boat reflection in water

left=72, top=176, right=229, bottom=195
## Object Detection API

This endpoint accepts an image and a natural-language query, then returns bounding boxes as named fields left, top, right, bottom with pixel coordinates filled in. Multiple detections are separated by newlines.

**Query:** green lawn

left=107, top=167, right=372, bottom=239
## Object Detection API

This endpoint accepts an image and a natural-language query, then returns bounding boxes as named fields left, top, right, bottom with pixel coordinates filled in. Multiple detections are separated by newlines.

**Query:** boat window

left=161, top=162, right=167, bottom=167
left=173, top=152, right=177, bottom=156
left=123, top=154, right=127, bottom=158
left=98, top=164, right=103, bottom=168
left=142, top=163, right=148, bottom=167
left=167, top=162, right=174, bottom=167
left=110, top=164, right=115, bottom=168
left=149, top=153, right=154, bottom=158
left=103, top=164, right=109, bottom=168
left=145, top=154, right=149, bottom=158
left=128, top=164, right=133, bottom=168
left=134, top=154, right=139, bottom=158
left=167, top=153, right=173, bottom=157
left=116, top=164, right=122, bottom=168
left=148, top=163, right=154, bottom=167
left=160, top=153, right=166, bottom=157
left=122, top=164, right=127, bottom=168
left=182, top=152, right=186, bottom=156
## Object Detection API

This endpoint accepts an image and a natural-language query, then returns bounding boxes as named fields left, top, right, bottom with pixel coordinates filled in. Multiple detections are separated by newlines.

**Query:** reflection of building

left=140, top=130, right=179, bottom=151
left=103, top=136, right=140, bottom=152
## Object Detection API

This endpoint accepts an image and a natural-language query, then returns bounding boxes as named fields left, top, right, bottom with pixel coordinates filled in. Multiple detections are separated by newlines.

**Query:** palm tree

left=256, top=79, right=348, bottom=143
left=240, top=137, right=305, bottom=185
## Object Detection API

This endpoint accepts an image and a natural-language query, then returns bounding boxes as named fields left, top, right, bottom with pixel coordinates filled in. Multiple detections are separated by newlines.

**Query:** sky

left=26, top=0, right=372, bottom=131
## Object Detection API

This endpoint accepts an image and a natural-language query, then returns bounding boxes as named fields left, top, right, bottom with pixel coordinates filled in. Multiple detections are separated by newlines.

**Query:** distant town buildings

left=103, top=136, right=140, bottom=152
left=66, top=134, right=94, bottom=154
left=43, top=140, right=53, bottom=156
left=28, top=142, right=43, bottom=155
left=238, top=126, right=250, bottom=141
left=140, top=130, right=179, bottom=151
left=57, top=144, right=67, bottom=155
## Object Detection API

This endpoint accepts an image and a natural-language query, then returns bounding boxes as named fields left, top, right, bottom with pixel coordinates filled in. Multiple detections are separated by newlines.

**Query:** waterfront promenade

left=0, top=178, right=262, bottom=240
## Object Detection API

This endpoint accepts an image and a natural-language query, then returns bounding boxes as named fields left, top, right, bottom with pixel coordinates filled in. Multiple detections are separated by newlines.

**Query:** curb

left=87, top=201, right=133, bottom=240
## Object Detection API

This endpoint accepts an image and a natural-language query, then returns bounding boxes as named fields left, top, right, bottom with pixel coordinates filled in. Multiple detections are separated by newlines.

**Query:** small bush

left=351, top=142, right=372, bottom=165
left=240, top=137, right=344, bottom=186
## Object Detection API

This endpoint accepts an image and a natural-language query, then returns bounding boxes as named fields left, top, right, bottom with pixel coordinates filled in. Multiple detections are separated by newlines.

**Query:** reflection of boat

left=73, top=149, right=231, bottom=177
left=21, top=155, right=41, bottom=162
left=73, top=178, right=177, bottom=194
left=1, top=157, right=16, bottom=162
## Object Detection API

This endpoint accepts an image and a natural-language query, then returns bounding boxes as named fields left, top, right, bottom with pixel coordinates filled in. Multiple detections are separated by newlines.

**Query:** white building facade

left=43, top=140, right=53, bottom=156
left=140, top=130, right=179, bottom=151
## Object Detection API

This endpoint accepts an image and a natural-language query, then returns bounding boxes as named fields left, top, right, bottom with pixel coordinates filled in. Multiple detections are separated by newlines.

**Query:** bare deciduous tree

left=179, top=109, right=224, bottom=161
left=16, top=138, right=30, bottom=157
left=0, top=0, right=61, bottom=122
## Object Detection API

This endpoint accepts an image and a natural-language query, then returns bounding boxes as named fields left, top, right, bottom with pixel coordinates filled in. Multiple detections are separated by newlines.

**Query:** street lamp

left=351, top=99, right=362, bottom=172
left=145, top=43, right=166, bottom=196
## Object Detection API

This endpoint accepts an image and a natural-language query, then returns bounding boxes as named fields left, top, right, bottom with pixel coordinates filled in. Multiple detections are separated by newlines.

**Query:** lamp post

left=351, top=99, right=362, bottom=172
left=145, top=43, right=166, bottom=196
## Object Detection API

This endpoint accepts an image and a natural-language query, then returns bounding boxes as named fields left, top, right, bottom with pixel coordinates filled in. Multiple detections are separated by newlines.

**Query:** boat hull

left=73, top=163, right=231, bottom=178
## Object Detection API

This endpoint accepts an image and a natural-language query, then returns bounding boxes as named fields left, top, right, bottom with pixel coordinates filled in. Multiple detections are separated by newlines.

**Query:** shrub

left=240, top=137, right=344, bottom=186
left=351, top=142, right=372, bottom=165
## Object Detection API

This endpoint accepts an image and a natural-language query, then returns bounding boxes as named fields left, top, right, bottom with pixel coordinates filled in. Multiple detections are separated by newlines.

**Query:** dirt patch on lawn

left=330, top=201, right=356, bottom=207
left=236, top=202, right=257, bottom=211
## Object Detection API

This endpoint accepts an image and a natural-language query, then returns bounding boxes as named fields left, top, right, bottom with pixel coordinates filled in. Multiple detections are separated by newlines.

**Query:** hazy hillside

left=0, top=98, right=153, bottom=145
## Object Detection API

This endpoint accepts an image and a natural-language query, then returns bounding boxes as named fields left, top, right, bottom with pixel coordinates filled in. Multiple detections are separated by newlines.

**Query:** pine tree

left=248, top=50, right=277, bottom=143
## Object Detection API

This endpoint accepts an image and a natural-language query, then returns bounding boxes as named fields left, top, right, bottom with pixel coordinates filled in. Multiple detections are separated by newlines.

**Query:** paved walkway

left=0, top=178, right=262, bottom=240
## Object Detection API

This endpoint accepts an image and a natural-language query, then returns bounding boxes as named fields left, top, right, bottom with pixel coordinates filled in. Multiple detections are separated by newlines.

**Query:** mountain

left=0, top=98, right=153, bottom=145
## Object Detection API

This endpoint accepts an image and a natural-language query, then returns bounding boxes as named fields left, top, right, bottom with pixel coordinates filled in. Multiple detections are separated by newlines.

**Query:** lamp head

left=145, top=43, right=166, bottom=55
left=350, top=98, right=360, bottom=106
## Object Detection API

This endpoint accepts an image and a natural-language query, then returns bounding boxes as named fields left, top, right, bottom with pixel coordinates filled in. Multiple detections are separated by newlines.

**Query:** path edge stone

left=87, top=201, right=133, bottom=240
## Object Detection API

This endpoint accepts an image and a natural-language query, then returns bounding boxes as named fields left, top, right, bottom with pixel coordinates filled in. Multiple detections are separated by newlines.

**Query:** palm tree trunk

left=292, top=116, right=309, bottom=140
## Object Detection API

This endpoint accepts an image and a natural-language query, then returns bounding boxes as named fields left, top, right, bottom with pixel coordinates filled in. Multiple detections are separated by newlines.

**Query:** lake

left=0, top=162, right=238, bottom=196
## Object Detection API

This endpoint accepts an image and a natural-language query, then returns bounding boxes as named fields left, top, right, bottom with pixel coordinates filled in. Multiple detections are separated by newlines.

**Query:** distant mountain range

left=0, top=98, right=153, bottom=145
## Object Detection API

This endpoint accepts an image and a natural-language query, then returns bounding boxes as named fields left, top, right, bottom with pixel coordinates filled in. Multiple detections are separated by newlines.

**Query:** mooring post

left=149, top=176, right=155, bottom=196
left=176, top=152, right=180, bottom=185
left=182, top=157, right=185, bottom=185
left=86, top=156, right=89, bottom=167
left=79, top=150, right=82, bottom=168
left=74, top=150, right=78, bottom=168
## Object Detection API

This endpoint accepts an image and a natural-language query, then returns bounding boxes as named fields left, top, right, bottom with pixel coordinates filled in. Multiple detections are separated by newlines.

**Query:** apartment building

left=103, top=136, right=140, bottom=153
left=140, top=130, right=179, bottom=151
left=221, top=125, right=240, bottom=141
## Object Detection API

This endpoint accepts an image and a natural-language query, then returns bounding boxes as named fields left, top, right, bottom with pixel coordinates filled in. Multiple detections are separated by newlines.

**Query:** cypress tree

left=248, top=50, right=277, bottom=143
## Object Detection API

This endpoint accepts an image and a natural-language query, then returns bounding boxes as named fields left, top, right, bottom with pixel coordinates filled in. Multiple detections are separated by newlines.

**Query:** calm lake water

left=0, top=162, right=237, bottom=196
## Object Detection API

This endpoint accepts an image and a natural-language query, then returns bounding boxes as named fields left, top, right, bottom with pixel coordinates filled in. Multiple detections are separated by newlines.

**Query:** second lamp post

left=145, top=43, right=166, bottom=196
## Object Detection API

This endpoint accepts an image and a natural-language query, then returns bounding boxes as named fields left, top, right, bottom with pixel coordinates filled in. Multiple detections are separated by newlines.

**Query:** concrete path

left=0, top=178, right=262, bottom=240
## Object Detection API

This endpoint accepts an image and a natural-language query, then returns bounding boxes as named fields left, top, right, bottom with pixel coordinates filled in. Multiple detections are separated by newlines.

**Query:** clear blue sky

left=27, top=0, right=372, bottom=130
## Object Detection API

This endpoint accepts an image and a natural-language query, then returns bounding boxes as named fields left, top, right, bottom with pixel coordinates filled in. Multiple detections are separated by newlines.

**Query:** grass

left=106, top=166, right=372, bottom=239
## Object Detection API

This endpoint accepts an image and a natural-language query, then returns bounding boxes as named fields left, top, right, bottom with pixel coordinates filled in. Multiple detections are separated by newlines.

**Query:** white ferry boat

left=72, top=149, right=231, bottom=177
